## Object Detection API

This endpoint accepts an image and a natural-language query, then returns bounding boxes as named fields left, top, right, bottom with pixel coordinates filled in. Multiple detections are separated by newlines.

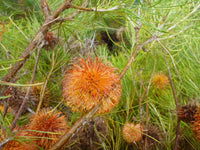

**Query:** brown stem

left=10, top=46, right=42, bottom=130
left=40, top=0, right=51, bottom=19
left=160, top=39, right=179, bottom=150
left=70, top=5, right=93, bottom=11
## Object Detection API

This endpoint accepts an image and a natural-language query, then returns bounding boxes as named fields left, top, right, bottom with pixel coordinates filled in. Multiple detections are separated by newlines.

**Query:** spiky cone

left=178, top=104, right=198, bottom=123
left=142, top=125, right=164, bottom=150
left=63, top=57, right=122, bottom=114
left=191, top=106, right=200, bottom=142
left=122, top=123, right=143, bottom=144
left=66, top=116, right=108, bottom=150
left=42, top=32, right=58, bottom=50
left=3, top=87, right=38, bottom=114
left=152, top=73, right=169, bottom=90
left=26, top=108, right=69, bottom=149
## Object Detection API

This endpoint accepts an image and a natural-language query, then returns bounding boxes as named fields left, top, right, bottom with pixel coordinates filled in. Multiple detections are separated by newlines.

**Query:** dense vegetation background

left=0, top=0, right=200, bottom=150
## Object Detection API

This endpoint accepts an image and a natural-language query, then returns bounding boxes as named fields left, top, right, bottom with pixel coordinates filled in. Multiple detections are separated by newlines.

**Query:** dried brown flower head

left=3, top=87, right=38, bottom=114
left=178, top=105, right=197, bottom=123
left=122, top=123, right=143, bottom=143
left=43, top=32, right=58, bottom=50
left=142, top=125, right=164, bottom=150
left=63, top=57, right=122, bottom=114
left=191, top=107, right=200, bottom=142
left=27, top=108, right=69, bottom=149
left=152, top=73, right=169, bottom=90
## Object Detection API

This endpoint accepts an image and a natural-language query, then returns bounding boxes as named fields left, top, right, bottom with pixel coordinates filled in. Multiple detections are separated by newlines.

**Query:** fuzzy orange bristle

left=152, top=73, right=169, bottom=90
left=122, top=123, right=143, bottom=143
left=63, top=57, right=122, bottom=114
left=26, top=108, right=69, bottom=149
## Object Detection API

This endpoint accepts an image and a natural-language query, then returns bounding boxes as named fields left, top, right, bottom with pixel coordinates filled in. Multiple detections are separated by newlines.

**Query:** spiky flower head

left=27, top=108, right=69, bottom=149
left=63, top=57, right=122, bottom=114
left=191, top=107, right=200, bottom=142
left=122, top=123, right=143, bottom=143
left=178, top=105, right=197, bottom=123
left=152, top=73, right=169, bottom=90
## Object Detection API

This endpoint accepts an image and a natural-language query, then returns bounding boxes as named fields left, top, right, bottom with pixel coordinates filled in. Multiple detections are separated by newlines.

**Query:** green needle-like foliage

left=0, top=0, right=200, bottom=149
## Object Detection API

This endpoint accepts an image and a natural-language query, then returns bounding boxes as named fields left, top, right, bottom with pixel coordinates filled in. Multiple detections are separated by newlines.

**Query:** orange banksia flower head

left=27, top=108, right=69, bottom=149
left=191, top=107, right=200, bottom=142
left=63, top=57, right=122, bottom=114
left=122, top=123, right=143, bottom=143
left=152, top=73, right=169, bottom=90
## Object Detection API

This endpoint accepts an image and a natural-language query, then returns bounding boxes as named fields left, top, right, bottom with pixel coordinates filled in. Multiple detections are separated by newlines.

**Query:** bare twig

left=10, top=44, right=42, bottom=130
left=46, top=0, right=90, bottom=26
left=70, top=4, right=123, bottom=12
left=161, top=40, right=180, bottom=150
left=40, top=0, right=51, bottom=19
